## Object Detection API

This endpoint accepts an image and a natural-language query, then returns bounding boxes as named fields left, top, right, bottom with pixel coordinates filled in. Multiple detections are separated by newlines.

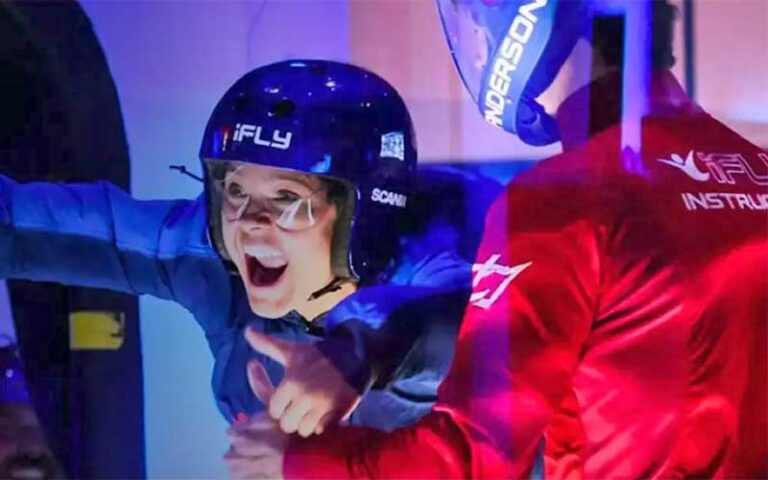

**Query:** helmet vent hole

left=270, top=99, right=295, bottom=118
left=232, top=94, right=249, bottom=112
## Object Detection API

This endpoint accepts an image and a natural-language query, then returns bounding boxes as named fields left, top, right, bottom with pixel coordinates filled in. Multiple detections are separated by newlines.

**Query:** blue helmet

left=199, top=60, right=417, bottom=284
left=437, top=0, right=591, bottom=145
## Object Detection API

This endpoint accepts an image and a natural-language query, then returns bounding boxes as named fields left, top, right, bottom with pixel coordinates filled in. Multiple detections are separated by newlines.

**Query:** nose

left=237, top=197, right=274, bottom=229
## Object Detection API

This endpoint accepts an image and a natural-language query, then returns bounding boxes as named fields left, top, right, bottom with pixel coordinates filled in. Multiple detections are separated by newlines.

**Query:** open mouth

left=243, top=245, right=288, bottom=288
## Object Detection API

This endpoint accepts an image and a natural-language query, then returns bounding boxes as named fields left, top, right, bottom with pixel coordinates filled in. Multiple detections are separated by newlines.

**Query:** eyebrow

left=223, top=164, right=245, bottom=183
left=223, top=165, right=320, bottom=191
left=272, top=171, right=318, bottom=190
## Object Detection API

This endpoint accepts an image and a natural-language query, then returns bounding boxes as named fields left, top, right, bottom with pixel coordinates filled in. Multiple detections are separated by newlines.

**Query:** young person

left=0, top=60, right=470, bottom=443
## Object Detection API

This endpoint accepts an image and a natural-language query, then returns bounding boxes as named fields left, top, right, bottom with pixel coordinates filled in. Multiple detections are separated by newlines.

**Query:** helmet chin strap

left=307, top=277, right=348, bottom=302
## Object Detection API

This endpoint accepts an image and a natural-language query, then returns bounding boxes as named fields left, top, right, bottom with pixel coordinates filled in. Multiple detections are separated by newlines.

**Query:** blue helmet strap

left=477, top=0, right=559, bottom=143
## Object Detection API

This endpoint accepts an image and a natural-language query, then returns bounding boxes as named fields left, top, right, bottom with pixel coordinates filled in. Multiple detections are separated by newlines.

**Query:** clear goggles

left=207, top=161, right=335, bottom=232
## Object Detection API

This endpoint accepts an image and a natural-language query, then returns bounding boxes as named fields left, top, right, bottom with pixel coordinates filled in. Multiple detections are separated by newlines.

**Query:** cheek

left=284, top=229, right=333, bottom=269
left=283, top=215, right=335, bottom=273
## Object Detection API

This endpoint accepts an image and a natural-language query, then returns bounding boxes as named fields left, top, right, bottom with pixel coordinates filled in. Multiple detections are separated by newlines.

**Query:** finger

left=245, top=328, right=294, bottom=366
left=278, top=397, right=313, bottom=434
left=297, top=408, right=327, bottom=438
left=228, top=414, right=279, bottom=439
left=228, top=429, right=268, bottom=457
left=225, top=454, right=278, bottom=480
left=227, top=424, right=256, bottom=446
left=225, top=454, right=256, bottom=480
left=224, top=445, right=238, bottom=460
left=314, top=411, right=336, bottom=436
left=227, top=431, right=249, bottom=457
left=247, top=360, right=276, bottom=407
left=268, top=381, right=299, bottom=420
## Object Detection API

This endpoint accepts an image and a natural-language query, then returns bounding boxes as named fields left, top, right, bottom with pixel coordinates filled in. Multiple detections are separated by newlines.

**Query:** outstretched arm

left=0, top=173, right=217, bottom=305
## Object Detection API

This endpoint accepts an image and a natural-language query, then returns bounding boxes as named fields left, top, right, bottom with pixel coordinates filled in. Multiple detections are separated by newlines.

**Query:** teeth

left=242, top=245, right=288, bottom=269
left=243, top=245, right=283, bottom=259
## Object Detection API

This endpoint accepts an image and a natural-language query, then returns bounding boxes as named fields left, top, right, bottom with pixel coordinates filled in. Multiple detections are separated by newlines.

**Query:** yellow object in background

left=69, top=311, right=125, bottom=351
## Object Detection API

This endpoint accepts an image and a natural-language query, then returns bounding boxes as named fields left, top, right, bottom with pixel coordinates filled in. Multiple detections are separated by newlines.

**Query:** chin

left=247, top=297, right=292, bottom=319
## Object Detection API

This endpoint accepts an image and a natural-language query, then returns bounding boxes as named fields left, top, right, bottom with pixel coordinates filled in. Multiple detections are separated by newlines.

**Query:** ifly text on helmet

left=233, top=124, right=293, bottom=150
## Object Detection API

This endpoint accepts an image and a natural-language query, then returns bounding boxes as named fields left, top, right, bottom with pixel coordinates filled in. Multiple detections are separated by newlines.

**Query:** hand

left=225, top=412, right=288, bottom=480
left=225, top=367, right=287, bottom=480
left=245, top=328, right=361, bottom=437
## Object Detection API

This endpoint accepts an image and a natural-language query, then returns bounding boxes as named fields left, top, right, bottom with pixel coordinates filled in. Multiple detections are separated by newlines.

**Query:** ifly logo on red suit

left=470, top=254, right=532, bottom=310
left=658, top=150, right=768, bottom=211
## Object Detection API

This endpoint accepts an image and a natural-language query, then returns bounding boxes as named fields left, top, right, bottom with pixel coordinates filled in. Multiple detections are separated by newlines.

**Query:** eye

left=226, top=181, right=248, bottom=199
left=272, top=189, right=302, bottom=206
